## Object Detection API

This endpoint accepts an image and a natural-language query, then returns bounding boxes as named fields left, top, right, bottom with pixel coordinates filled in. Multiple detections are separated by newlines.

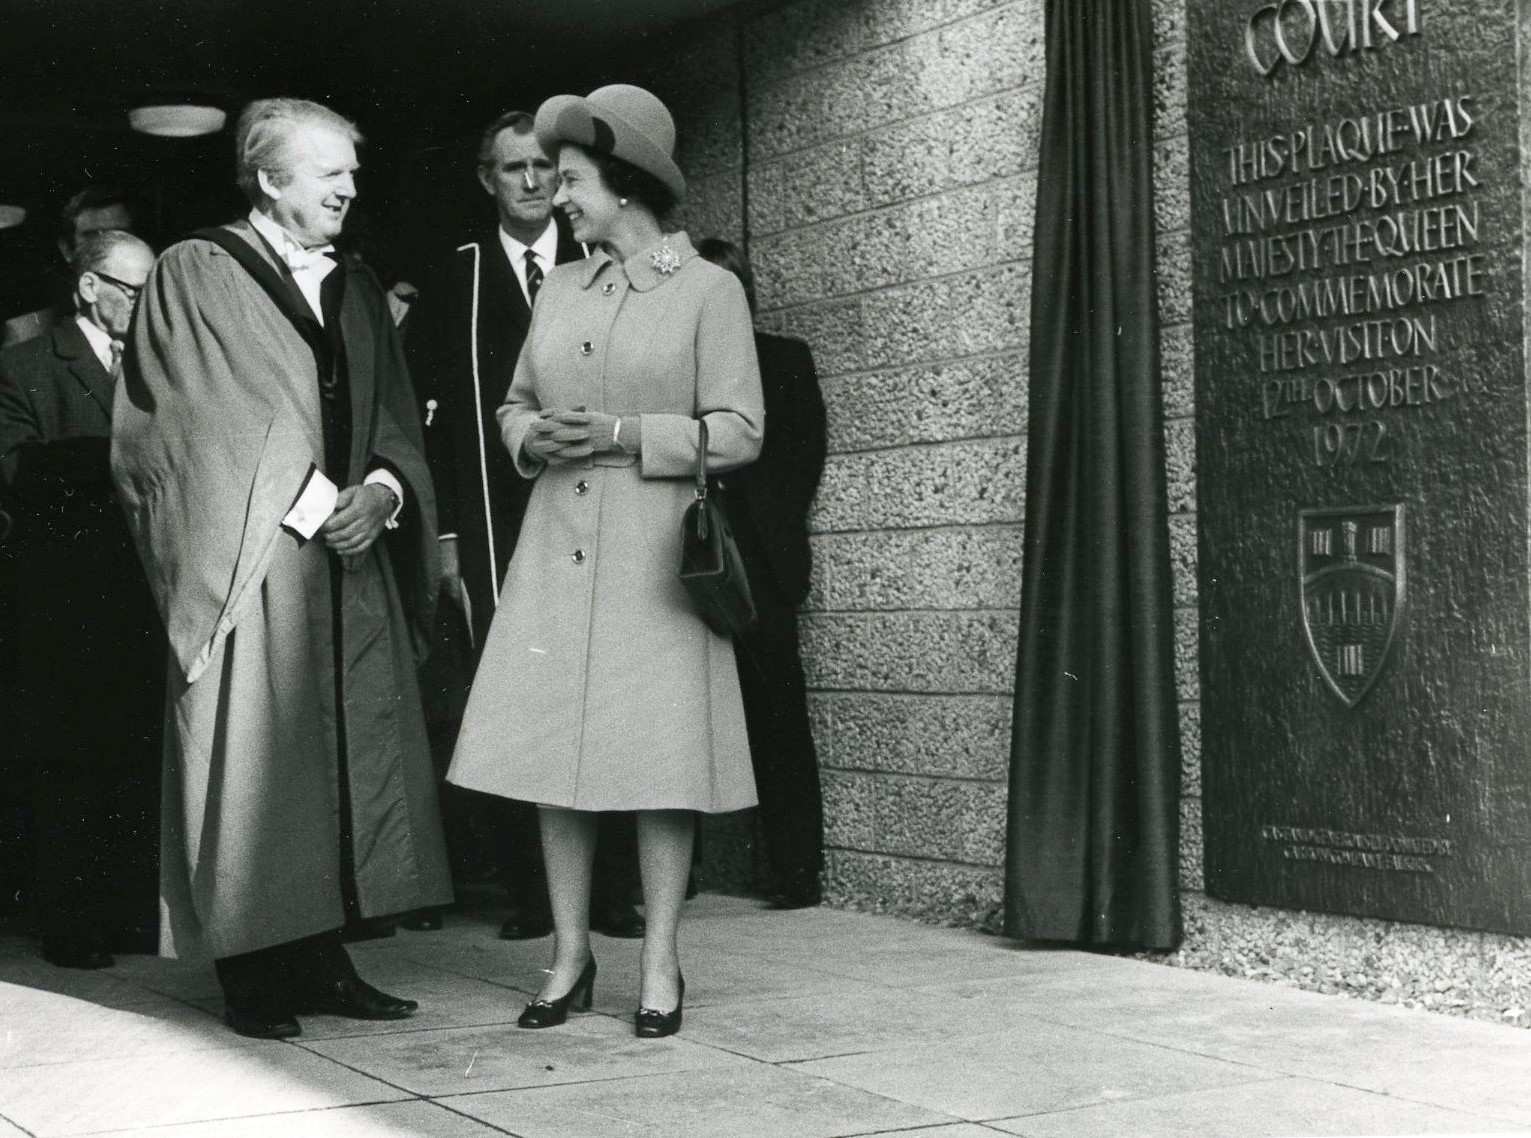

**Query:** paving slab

left=0, top=1045, right=411, bottom=1137
left=794, top=1019, right=1277, bottom=1121
left=986, top=1075, right=1531, bottom=1138
left=302, top=1012, right=750, bottom=1096
left=83, top=1101, right=504, bottom=1137
left=441, top=1063, right=953, bottom=1138
left=0, top=996, right=243, bottom=1068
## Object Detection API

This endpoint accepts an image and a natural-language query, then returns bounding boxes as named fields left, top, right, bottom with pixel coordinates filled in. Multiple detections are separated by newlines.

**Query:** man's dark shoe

left=42, top=937, right=114, bottom=970
left=498, top=908, right=554, bottom=940
left=340, top=917, right=397, bottom=942
left=292, top=973, right=418, bottom=1020
left=590, top=901, right=646, bottom=939
left=223, top=996, right=301, bottom=1039
left=766, top=881, right=823, bottom=910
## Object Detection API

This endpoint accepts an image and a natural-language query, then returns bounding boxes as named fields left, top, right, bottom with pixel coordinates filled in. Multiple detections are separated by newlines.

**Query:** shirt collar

left=74, top=314, right=116, bottom=371
left=576, top=230, right=696, bottom=294
left=498, top=219, right=559, bottom=267
left=248, top=208, right=336, bottom=272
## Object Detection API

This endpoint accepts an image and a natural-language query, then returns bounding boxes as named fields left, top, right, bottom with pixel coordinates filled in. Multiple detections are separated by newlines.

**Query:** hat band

left=590, top=116, right=616, bottom=156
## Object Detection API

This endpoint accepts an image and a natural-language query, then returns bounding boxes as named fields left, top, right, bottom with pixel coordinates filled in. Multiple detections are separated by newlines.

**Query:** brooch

left=650, top=242, right=682, bottom=276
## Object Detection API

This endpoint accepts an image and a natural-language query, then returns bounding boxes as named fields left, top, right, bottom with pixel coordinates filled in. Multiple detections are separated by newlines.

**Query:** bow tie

left=284, top=244, right=336, bottom=274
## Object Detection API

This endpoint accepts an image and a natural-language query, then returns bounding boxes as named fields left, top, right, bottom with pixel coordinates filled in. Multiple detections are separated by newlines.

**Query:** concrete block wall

left=748, top=0, right=1040, bottom=923
left=628, top=0, right=1044, bottom=920
left=1150, top=0, right=1203, bottom=893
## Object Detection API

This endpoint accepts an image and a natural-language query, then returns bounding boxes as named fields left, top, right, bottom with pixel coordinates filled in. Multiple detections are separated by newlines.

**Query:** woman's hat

left=534, top=84, right=686, bottom=201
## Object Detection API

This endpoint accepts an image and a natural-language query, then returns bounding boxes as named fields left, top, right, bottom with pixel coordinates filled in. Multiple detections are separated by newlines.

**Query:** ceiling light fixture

left=128, top=103, right=227, bottom=138
left=0, top=204, right=26, bottom=229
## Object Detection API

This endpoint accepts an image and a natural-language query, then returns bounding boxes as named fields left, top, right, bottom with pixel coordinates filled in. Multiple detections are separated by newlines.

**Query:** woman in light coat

left=448, top=84, right=764, bottom=1038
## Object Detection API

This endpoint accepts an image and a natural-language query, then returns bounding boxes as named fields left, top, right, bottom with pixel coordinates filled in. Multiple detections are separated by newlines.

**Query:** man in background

left=406, top=109, right=644, bottom=940
left=0, top=229, right=162, bottom=966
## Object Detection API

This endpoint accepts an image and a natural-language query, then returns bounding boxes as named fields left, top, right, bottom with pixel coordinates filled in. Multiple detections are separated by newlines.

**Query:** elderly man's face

left=478, top=128, right=557, bottom=235
left=265, top=123, right=358, bottom=248
left=79, top=238, right=154, bottom=340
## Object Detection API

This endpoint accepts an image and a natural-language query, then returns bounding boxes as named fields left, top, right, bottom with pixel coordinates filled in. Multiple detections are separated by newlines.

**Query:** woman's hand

left=526, top=408, right=633, bottom=461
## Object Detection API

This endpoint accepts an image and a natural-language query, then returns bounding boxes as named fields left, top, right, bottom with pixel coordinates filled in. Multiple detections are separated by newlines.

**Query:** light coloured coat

left=111, top=222, right=452, bottom=960
left=447, top=232, right=764, bottom=812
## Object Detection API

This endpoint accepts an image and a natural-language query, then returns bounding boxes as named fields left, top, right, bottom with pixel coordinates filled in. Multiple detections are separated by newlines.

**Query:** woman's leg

left=636, top=808, right=694, bottom=1011
left=536, top=805, right=598, bottom=1000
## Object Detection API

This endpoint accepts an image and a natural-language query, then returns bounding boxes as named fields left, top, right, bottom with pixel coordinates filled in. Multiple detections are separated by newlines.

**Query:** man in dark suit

left=697, top=238, right=829, bottom=909
left=0, top=229, right=163, bottom=967
left=407, top=110, right=644, bottom=940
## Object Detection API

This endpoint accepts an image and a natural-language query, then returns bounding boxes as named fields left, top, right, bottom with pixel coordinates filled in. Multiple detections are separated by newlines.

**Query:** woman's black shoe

left=517, top=956, right=596, bottom=1028
left=223, top=996, right=301, bottom=1040
left=634, top=973, right=684, bottom=1038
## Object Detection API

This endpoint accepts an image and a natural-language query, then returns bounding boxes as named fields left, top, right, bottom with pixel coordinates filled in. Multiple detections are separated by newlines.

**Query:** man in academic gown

left=112, top=98, right=452, bottom=1040
left=0, top=230, right=162, bottom=968
left=406, top=110, right=644, bottom=941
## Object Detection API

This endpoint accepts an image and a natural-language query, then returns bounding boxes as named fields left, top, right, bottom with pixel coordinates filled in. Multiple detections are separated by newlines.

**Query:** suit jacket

left=722, top=332, right=827, bottom=606
left=405, top=220, right=583, bottom=649
left=0, top=318, right=125, bottom=553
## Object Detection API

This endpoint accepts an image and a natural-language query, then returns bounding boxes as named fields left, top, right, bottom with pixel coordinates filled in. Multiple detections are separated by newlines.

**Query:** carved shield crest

left=1299, top=505, right=1404, bottom=708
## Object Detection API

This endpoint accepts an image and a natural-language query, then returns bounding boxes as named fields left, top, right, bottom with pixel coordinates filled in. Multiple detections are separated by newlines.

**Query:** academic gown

left=112, top=222, right=452, bottom=960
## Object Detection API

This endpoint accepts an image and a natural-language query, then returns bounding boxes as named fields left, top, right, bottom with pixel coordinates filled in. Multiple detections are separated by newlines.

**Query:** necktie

left=109, top=339, right=124, bottom=376
left=525, top=250, right=544, bottom=306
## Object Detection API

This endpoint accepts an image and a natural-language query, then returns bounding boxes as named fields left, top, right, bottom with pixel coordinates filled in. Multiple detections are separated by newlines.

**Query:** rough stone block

left=754, top=177, right=1034, bottom=309
left=862, top=87, right=1044, bottom=210
left=871, top=775, right=1008, bottom=865
left=1179, top=699, right=1201, bottom=797
left=858, top=0, right=1034, bottom=49
left=822, top=769, right=879, bottom=850
left=769, top=297, right=866, bottom=377
left=1160, top=320, right=1194, bottom=421
left=1174, top=605, right=1200, bottom=703
left=1154, top=135, right=1190, bottom=235
left=1168, top=513, right=1197, bottom=608
left=745, top=0, right=869, bottom=86
left=822, top=352, right=1028, bottom=454
left=747, top=139, right=868, bottom=236
left=1180, top=795, right=1205, bottom=892
left=811, top=438, right=1025, bottom=533
left=1164, top=416, right=1196, bottom=515
left=750, top=4, right=1037, bottom=160
left=809, top=691, right=1013, bottom=780
left=823, top=848, right=1005, bottom=926
left=859, top=264, right=1031, bottom=370
left=1152, top=5, right=1188, bottom=143
left=680, top=170, right=743, bottom=247
left=1156, top=222, right=1192, bottom=325
left=801, top=610, right=1019, bottom=694
left=806, top=526, right=1024, bottom=613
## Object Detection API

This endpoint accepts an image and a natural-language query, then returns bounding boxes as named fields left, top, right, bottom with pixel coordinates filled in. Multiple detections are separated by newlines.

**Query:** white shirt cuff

left=282, top=466, right=339, bottom=541
left=364, top=468, right=405, bottom=529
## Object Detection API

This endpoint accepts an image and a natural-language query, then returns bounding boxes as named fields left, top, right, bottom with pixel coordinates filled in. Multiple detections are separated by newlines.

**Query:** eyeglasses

left=91, top=270, right=144, bottom=300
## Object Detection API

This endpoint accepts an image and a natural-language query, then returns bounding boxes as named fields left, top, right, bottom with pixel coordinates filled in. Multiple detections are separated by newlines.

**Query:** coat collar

left=576, top=230, right=696, bottom=294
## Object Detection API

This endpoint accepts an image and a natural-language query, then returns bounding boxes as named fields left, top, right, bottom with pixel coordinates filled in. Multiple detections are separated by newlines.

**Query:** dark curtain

left=1003, top=0, right=1182, bottom=950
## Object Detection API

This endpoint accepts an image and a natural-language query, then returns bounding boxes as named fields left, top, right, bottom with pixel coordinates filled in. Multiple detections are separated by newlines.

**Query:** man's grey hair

left=476, top=110, right=536, bottom=168
left=235, top=98, right=362, bottom=203
left=70, top=229, right=150, bottom=280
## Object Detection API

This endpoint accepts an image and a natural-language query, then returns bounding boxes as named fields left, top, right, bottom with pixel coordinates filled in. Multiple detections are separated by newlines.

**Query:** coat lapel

left=339, top=256, right=377, bottom=482
left=52, top=320, right=115, bottom=426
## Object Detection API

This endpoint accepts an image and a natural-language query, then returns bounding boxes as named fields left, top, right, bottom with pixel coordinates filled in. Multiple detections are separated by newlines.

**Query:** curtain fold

left=1003, top=0, right=1183, bottom=950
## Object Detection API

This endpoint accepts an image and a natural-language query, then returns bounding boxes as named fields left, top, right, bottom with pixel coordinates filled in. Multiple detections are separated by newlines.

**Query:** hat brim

left=535, top=94, right=686, bottom=203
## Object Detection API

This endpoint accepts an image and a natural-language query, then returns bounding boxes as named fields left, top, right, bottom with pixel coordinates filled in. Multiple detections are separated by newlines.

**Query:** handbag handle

left=693, top=419, right=709, bottom=501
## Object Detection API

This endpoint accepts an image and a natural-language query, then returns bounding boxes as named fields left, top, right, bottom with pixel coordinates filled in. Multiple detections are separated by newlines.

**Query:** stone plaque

left=1188, top=0, right=1531, bottom=933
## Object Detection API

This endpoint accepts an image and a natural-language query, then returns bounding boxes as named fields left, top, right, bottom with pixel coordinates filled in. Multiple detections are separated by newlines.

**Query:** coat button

left=572, top=549, right=586, bottom=563
left=575, top=480, right=589, bottom=495
left=602, top=283, right=616, bottom=295
left=580, top=341, right=593, bottom=355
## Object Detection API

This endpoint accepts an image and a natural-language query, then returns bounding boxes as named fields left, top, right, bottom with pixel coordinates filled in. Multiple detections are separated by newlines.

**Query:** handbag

left=678, top=419, right=757, bottom=636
